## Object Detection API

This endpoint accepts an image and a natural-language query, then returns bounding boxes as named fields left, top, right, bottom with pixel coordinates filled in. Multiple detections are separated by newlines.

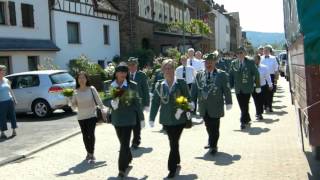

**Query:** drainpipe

left=129, top=0, right=133, bottom=51
left=48, top=0, right=53, bottom=40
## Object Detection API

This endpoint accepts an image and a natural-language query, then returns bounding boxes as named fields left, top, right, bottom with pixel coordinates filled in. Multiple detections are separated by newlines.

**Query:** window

left=0, top=2, right=6, bottom=25
left=50, top=72, right=74, bottom=84
left=67, top=22, right=80, bottom=44
left=28, top=56, right=39, bottom=71
left=21, top=3, right=34, bottom=27
left=103, top=25, right=109, bottom=45
left=12, top=75, right=40, bottom=89
left=0, top=56, right=10, bottom=74
left=8, top=1, right=16, bottom=26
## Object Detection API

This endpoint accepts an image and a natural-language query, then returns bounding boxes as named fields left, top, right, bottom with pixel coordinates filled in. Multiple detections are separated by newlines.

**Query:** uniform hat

left=203, top=51, right=219, bottom=61
left=127, top=57, right=139, bottom=64
left=115, top=62, right=128, bottom=72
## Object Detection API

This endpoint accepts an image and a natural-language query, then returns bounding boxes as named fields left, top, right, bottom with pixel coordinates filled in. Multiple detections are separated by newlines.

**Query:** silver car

left=5, top=70, right=76, bottom=118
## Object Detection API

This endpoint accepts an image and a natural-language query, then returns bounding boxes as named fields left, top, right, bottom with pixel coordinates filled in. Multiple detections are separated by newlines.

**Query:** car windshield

left=50, top=72, right=74, bottom=84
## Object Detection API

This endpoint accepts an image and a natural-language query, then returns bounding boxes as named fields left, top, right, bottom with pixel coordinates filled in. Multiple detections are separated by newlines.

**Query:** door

left=10, top=75, right=40, bottom=111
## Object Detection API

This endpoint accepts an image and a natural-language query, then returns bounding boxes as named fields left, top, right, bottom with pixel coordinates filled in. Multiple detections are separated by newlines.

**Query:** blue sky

left=213, top=0, right=284, bottom=33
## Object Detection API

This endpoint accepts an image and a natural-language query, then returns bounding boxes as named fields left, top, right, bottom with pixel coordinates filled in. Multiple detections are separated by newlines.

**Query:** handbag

left=90, top=88, right=106, bottom=123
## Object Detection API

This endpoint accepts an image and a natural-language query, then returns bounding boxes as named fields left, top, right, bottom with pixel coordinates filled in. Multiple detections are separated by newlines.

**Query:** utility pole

left=182, top=0, right=186, bottom=53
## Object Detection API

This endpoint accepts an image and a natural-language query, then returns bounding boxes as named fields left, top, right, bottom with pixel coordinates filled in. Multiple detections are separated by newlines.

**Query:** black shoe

left=131, top=144, right=139, bottom=149
left=118, top=171, right=125, bottom=178
left=210, top=148, right=218, bottom=156
left=257, top=114, right=263, bottom=120
left=240, top=124, right=246, bottom=130
left=204, top=145, right=211, bottom=149
left=166, top=171, right=175, bottom=179
left=269, top=109, right=273, bottom=112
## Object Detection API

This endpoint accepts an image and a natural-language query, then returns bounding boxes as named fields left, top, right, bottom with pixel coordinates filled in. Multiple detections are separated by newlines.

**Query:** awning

left=0, top=38, right=60, bottom=52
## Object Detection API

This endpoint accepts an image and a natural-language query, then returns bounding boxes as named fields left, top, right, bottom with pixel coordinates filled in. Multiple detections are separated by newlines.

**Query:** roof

left=0, top=38, right=60, bottom=52
left=93, top=0, right=121, bottom=14
left=5, top=70, right=68, bottom=77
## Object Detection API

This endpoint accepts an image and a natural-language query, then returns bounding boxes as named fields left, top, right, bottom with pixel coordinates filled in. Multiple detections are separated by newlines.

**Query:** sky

left=213, top=0, right=284, bottom=33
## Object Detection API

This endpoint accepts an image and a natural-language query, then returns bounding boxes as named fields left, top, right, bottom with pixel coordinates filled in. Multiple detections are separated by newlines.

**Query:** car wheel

left=62, top=107, right=73, bottom=113
left=32, top=100, right=52, bottom=118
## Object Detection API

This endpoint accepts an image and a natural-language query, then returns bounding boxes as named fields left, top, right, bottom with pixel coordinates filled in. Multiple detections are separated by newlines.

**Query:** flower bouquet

left=107, top=87, right=136, bottom=107
left=175, top=96, right=193, bottom=129
left=62, top=88, right=74, bottom=106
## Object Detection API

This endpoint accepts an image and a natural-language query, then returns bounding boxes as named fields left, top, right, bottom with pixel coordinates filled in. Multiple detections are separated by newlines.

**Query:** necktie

left=130, top=73, right=134, bottom=80
left=190, top=59, right=193, bottom=66
left=182, top=66, right=186, bottom=80
left=207, top=72, right=211, bottom=84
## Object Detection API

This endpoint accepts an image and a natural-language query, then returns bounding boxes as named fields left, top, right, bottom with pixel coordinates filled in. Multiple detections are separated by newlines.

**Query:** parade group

left=0, top=44, right=280, bottom=179
left=71, top=44, right=280, bottom=178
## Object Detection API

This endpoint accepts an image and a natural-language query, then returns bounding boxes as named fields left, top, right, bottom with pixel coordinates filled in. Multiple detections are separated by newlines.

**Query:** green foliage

left=169, top=19, right=212, bottom=36
left=166, top=48, right=181, bottom=62
left=104, top=62, right=116, bottom=80
left=62, top=88, right=74, bottom=97
left=68, top=55, right=107, bottom=80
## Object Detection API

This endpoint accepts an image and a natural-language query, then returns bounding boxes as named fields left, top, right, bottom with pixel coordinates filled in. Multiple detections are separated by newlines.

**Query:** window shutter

left=29, top=5, right=34, bottom=27
left=8, top=1, right=16, bottom=26
left=21, top=4, right=34, bottom=27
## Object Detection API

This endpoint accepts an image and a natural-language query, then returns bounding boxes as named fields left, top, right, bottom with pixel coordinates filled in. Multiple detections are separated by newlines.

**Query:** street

left=0, top=111, right=78, bottom=165
left=0, top=78, right=319, bottom=180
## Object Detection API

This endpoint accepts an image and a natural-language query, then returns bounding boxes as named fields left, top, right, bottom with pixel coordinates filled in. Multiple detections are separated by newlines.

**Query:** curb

left=0, top=129, right=81, bottom=167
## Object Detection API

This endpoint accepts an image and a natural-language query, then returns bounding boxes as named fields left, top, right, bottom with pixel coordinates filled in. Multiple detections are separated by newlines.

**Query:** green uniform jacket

left=191, top=69, right=232, bottom=118
left=133, top=71, right=150, bottom=107
left=216, top=58, right=231, bottom=74
left=150, top=79, right=190, bottom=126
left=230, top=57, right=260, bottom=94
left=105, top=81, right=144, bottom=127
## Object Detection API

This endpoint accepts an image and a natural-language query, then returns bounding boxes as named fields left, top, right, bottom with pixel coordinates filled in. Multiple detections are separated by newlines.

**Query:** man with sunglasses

left=230, top=47, right=261, bottom=130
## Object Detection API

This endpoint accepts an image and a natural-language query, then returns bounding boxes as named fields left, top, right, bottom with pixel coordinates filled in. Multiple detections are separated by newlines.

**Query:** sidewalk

left=0, top=78, right=318, bottom=180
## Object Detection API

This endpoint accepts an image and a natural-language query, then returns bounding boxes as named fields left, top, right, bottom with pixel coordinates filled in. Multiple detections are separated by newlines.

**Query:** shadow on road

left=0, top=134, right=16, bottom=142
left=273, top=105, right=287, bottom=109
left=132, top=147, right=153, bottom=158
left=234, top=127, right=270, bottom=135
left=56, top=160, right=106, bottom=176
left=255, top=118, right=280, bottom=124
left=305, top=152, right=320, bottom=180
left=16, top=111, right=76, bottom=122
left=195, top=151, right=241, bottom=166
left=268, top=110, right=288, bottom=116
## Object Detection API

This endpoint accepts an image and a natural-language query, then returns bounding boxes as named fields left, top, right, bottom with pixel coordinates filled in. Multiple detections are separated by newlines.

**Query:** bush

left=166, top=47, right=181, bottom=62
left=68, top=55, right=107, bottom=81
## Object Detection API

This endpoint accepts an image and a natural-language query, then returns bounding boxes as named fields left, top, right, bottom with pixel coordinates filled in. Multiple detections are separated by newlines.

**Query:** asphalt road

left=0, top=110, right=79, bottom=163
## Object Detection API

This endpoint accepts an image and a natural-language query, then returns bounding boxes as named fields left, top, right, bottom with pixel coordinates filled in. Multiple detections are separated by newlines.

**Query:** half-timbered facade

left=0, top=0, right=59, bottom=74
left=49, top=0, right=120, bottom=69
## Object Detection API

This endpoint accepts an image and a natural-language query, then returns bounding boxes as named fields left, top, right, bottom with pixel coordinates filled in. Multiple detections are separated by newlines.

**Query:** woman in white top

left=72, top=71, right=104, bottom=163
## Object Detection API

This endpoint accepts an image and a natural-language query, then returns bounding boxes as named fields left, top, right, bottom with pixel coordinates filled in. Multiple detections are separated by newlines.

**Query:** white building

left=0, top=0, right=59, bottom=74
left=212, top=8, right=230, bottom=52
left=50, top=0, right=120, bottom=69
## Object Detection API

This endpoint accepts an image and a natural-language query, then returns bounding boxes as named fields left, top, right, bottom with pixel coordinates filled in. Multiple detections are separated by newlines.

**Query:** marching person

left=127, top=57, right=150, bottom=149
left=187, top=48, right=204, bottom=72
left=252, top=55, right=273, bottom=120
left=105, top=62, right=144, bottom=178
left=72, top=71, right=105, bottom=163
left=191, top=52, right=232, bottom=155
left=149, top=59, right=192, bottom=179
left=257, top=45, right=264, bottom=56
left=230, top=47, right=261, bottom=130
left=195, top=51, right=205, bottom=63
left=0, top=65, right=18, bottom=139
left=175, top=55, right=196, bottom=90
left=261, top=45, right=279, bottom=112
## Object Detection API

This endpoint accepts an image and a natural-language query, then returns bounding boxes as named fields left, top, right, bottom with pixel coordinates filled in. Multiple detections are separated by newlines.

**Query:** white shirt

left=261, top=55, right=279, bottom=74
left=111, top=79, right=128, bottom=88
left=129, top=71, right=136, bottom=80
left=162, top=78, right=177, bottom=93
left=257, top=64, right=273, bottom=87
left=175, top=65, right=196, bottom=84
left=187, top=57, right=204, bottom=72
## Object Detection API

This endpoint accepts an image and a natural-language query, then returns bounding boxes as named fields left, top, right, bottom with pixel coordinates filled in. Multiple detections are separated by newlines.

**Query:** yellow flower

left=183, top=97, right=188, bottom=104
left=176, top=96, right=184, bottom=104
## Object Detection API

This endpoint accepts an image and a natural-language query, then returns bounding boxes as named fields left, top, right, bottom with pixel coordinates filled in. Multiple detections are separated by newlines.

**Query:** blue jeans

left=0, top=99, right=17, bottom=131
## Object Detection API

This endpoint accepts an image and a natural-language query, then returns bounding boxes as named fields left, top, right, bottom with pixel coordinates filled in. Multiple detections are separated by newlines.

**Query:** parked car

left=5, top=70, right=76, bottom=118
left=278, top=52, right=288, bottom=77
